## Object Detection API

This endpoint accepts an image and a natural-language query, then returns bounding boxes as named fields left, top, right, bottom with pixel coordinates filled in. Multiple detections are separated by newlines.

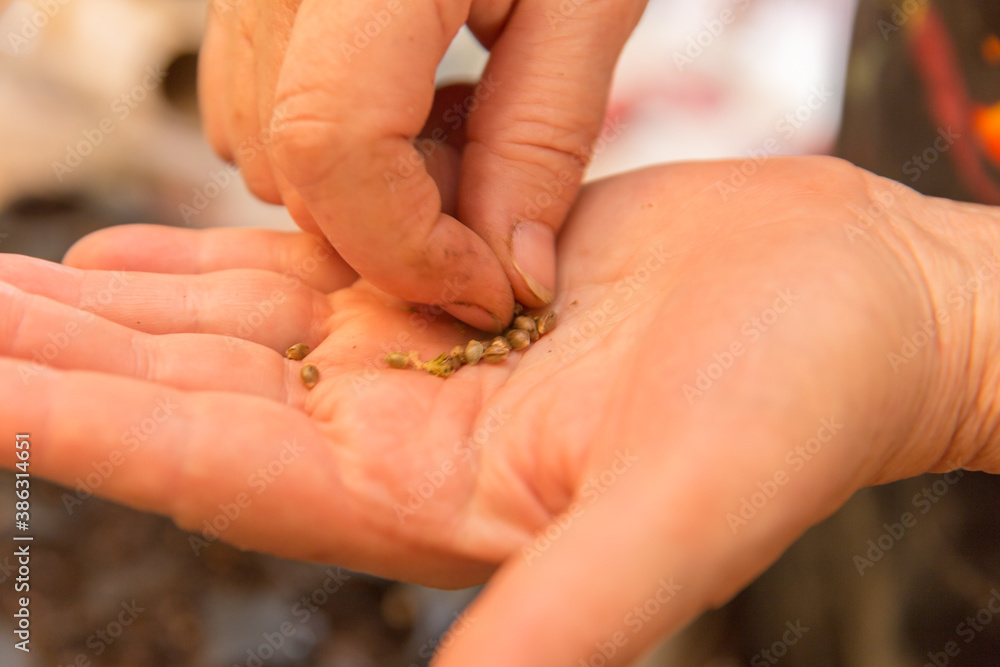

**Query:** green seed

left=285, top=343, right=310, bottom=360
left=423, top=353, right=459, bottom=378
left=386, top=352, right=410, bottom=369
left=301, top=363, right=319, bottom=389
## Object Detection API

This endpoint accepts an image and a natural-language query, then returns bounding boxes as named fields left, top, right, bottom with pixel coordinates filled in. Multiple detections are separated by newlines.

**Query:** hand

left=2, top=157, right=999, bottom=666
left=199, top=0, right=648, bottom=331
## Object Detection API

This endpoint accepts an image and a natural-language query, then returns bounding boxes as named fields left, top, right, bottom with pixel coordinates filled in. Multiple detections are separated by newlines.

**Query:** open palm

left=3, top=157, right=998, bottom=666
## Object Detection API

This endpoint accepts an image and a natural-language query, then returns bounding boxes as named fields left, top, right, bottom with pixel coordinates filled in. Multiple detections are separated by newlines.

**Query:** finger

left=228, top=0, right=283, bottom=203
left=420, top=84, right=478, bottom=216
left=434, top=460, right=702, bottom=667
left=459, top=0, right=647, bottom=307
left=0, top=282, right=306, bottom=402
left=269, top=0, right=512, bottom=332
left=0, top=360, right=492, bottom=582
left=251, top=0, right=304, bottom=210
left=199, top=0, right=235, bottom=161
left=0, top=362, right=324, bottom=557
left=0, top=255, right=332, bottom=346
left=63, top=225, right=357, bottom=293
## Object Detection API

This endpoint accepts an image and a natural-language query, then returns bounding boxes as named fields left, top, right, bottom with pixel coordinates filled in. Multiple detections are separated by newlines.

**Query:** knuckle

left=267, top=111, right=338, bottom=189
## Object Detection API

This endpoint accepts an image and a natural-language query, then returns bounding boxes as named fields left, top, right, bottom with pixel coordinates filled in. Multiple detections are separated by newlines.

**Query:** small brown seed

left=464, top=339, right=484, bottom=365
left=482, top=344, right=509, bottom=364
left=285, top=343, right=310, bottom=360
left=513, top=315, right=539, bottom=341
left=449, top=345, right=466, bottom=365
left=300, top=363, right=319, bottom=389
left=386, top=352, right=410, bottom=369
left=507, top=328, right=530, bottom=350
left=491, top=336, right=511, bottom=352
left=536, top=311, right=557, bottom=335
left=513, top=302, right=524, bottom=316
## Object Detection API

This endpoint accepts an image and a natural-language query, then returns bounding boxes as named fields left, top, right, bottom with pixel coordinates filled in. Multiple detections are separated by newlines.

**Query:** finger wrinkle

left=183, top=276, right=201, bottom=334
left=0, top=282, right=30, bottom=356
left=130, top=332, right=156, bottom=383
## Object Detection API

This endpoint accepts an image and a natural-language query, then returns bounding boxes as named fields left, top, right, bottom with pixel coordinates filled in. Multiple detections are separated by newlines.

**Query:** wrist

left=894, top=186, right=1000, bottom=474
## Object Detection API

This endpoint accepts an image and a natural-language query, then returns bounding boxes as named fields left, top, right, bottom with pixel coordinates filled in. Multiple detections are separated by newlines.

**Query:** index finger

left=268, top=0, right=511, bottom=331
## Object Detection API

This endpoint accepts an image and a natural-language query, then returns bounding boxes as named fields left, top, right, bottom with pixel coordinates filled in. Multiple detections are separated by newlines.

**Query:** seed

left=513, top=315, right=539, bottom=341
left=482, top=344, right=509, bottom=364
left=386, top=352, right=410, bottom=369
left=464, top=340, right=484, bottom=365
left=513, top=302, right=524, bottom=316
left=285, top=343, right=310, bottom=360
left=491, top=336, right=511, bottom=352
left=535, top=311, right=557, bottom=335
left=507, top=328, right=530, bottom=350
left=300, top=363, right=319, bottom=389
left=423, top=353, right=459, bottom=378
left=449, top=345, right=466, bottom=365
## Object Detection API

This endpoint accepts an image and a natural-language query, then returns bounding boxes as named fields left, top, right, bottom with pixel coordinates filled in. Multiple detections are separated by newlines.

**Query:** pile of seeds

left=386, top=307, right=557, bottom=378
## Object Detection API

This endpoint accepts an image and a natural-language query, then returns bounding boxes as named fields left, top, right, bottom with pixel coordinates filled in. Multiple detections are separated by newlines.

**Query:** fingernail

left=446, top=302, right=504, bottom=333
left=511, top=221, right=555, bottom=304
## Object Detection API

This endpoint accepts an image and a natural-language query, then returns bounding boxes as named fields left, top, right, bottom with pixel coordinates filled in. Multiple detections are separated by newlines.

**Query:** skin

left=1, top=157, right=999, bottom=665
left=200, top=0, right=648, bottom=330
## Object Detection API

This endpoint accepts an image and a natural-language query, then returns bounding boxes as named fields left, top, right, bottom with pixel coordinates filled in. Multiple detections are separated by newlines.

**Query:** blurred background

left=0, top=0, right=998, bottom=665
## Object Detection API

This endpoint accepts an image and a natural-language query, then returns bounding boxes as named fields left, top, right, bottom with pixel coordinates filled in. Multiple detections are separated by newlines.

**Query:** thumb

left=460, top=0, right=646, bottom=308
left=432, top=456, right=705, bottom=667
left=432, top=426, right=861, bottom=667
